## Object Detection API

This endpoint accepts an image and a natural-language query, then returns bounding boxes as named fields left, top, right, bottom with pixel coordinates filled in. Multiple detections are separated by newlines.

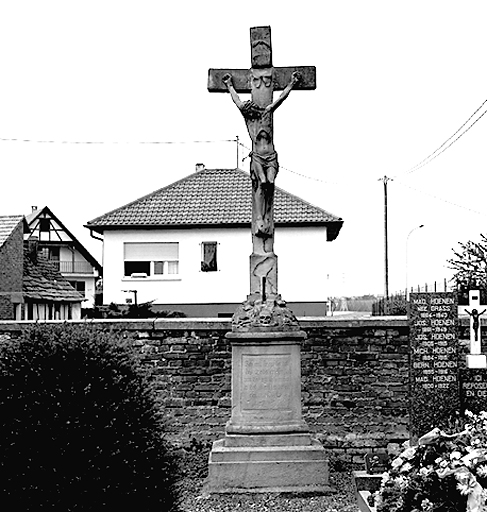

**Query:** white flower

left=400, top=462, right=413, bottom=473
left=395, top=475, right=409, bottom=489
left=421, top=498, right=434, bottom=512
left=457, top=479, right=477, bottom=496
left=401, top=447, right=417, bottom=460
left=456, top=470, right=471, bottom=483
left=391, top=457, right=404, bottom=469
left=480, top=411, right=487, bottom=420
left=455, top=468, right=478, bottom=495
left=451, top=451, right=462, bottom=460
left=419, top=466, right=433, bottom=477
left=477, top=464, right=487, bottom=478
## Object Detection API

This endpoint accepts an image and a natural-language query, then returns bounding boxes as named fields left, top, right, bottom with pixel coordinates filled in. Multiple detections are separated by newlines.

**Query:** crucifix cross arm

left=221, top=70, right=301, bottom=113
left=208, top=65, right=316, bottom=93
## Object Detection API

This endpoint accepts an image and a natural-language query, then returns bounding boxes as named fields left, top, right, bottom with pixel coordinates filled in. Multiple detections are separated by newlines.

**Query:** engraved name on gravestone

left=409, top=292, right=459, bottom=439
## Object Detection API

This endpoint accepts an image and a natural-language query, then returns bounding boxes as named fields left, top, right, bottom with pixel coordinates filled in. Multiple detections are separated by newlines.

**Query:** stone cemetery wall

left=0, top=317, right=473, bottom=464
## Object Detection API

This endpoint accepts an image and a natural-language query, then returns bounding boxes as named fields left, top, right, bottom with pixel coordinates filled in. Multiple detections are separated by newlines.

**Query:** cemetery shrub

left=82, top=303, right=187, bottom=319
left=448, top=234, right=487, bottom=305
left=372, top=410, right=487, bottom=512
left=0, top=323, right=178, bottom=512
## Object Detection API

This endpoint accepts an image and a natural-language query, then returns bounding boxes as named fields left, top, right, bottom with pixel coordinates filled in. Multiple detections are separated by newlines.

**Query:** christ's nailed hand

left=222, top=73, right=233, bottom=86
left=291, top=71, right=301, bottom=85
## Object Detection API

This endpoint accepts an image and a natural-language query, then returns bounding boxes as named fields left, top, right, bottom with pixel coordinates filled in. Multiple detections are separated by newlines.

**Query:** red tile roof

left=0, top=215, right=26, bottom=249
left=23, top=245, right=85, bottom=303
left=86, top=168, right=343, bottom=240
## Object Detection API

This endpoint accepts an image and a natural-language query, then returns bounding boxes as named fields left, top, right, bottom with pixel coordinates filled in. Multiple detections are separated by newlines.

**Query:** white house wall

left=59, top=247, right=97, bottom=308
left=102, top=226, right=329, bottom=306
left=74, top=277, right=96, bottom=308
left=59, top=246, right=92, bottom=265
left=274, top=226, right=328, bottom=302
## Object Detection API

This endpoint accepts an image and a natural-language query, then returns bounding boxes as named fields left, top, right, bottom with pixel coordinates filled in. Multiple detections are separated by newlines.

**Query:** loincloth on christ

left=250, top=151, right=279, bottom=184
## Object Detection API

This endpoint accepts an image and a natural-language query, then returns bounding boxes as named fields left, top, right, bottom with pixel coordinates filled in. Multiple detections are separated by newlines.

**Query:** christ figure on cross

left=222, top=70, right=301, bottom=239
left=208, top=25, right=315, bottom=303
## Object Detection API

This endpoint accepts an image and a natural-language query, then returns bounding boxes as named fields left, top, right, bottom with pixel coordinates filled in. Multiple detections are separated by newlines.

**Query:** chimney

left=31, top=206, right=37, bottom=212
left=195, top=163, right=205, bottom=172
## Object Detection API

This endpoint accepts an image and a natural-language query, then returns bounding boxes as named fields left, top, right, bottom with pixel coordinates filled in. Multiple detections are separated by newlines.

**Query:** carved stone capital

left=232, top=294, right=300, bottom=333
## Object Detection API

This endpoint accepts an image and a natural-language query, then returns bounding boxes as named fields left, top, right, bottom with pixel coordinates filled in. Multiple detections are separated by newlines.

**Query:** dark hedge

left=0, top=323, right=178, bottom=511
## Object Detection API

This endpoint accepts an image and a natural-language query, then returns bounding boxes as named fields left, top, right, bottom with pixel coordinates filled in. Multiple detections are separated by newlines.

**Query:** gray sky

left=2, top=0, right=487, bottom=296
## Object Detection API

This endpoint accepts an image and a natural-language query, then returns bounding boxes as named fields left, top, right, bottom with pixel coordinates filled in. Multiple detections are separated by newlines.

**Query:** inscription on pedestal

left=242, top=354, right=291, bottom=411
left=227, top=340, right=306, bottom=433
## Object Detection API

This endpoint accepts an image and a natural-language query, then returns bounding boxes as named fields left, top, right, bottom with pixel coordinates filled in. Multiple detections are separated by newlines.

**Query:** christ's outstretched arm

left=265, top=72, right=301, bottom=114
left=222, top=74, right=244, bottom=109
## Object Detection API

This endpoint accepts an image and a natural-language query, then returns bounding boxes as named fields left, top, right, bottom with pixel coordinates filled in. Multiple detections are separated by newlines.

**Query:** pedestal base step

left=204, top=438, right=332, bottom=494
left=224, top=433, right=312, bottom=447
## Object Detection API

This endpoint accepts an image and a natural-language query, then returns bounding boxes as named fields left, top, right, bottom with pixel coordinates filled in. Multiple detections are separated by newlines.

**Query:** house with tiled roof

left=26, top=206, right=102, bottom=308
left=86, top=166, right=343, bottom=317
left=0, top=215, right=84, bottom=320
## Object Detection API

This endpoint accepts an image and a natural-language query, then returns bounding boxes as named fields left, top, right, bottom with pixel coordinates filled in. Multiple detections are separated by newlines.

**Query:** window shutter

left=124, top=243, right=179, bottom=261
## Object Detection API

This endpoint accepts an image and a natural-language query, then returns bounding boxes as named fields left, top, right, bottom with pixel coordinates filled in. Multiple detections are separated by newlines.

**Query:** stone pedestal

left=205, top=331, right=331, bottom=494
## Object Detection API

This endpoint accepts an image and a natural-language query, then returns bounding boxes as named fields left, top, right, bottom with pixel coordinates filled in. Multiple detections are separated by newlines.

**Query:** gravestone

left=364, top=452, right=389, bottom=474
left=353, top=454, right=386, bottom=512
left=204, top=26, right=330, bottom=494
left=408, top=292, right=459, bottom=440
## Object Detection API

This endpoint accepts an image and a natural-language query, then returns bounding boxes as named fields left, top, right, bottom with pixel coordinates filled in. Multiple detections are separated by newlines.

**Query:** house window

left=68, top=281, right=86, bottom=294
left=39, top=218, right=50, bottom=231
left=123, top=243, right=179, bottom=277
left=48, top=246, right=60, bottom=261
left=201, top=242, right=218, bottom=272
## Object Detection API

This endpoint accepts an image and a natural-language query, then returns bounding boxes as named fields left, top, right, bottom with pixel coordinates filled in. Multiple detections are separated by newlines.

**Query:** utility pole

left=379, top=176, right=392, bottom=300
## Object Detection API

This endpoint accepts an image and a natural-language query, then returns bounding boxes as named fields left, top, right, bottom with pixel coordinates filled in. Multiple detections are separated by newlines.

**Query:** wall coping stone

left=0, top=315, right=471, bottom=333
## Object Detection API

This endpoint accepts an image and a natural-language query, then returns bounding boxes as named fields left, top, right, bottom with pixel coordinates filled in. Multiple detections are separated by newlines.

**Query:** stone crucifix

left=466, top=290, right=487, bottom=369
left=208, top=26, right=316, bottom=304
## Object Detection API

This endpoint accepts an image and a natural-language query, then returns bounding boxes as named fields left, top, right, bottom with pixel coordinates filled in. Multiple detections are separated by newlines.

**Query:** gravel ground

left=175, top=471, right=358, bottom=512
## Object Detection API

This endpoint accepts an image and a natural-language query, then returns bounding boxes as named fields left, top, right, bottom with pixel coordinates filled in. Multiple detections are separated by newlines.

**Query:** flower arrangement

left=372, top=411, right=487, bottom=512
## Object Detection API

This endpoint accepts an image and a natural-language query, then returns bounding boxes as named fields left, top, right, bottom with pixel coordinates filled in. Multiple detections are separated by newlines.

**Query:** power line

left=394, top=179, right=487, bottom=216
left=1, top=133, right=357, bottom=185
left=0, top=136, right=236, bottom=145
left=239, top=142, right=363, bottom=185
left=395, top=98, right=487, bottom=178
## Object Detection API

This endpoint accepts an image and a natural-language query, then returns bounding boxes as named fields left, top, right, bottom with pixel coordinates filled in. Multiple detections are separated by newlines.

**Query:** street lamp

left=405, top=224, right=424, bottom=298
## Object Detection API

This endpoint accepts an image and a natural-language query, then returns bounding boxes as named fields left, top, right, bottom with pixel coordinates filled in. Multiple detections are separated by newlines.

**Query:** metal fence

left=372, top=279, right=455, bottom=316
